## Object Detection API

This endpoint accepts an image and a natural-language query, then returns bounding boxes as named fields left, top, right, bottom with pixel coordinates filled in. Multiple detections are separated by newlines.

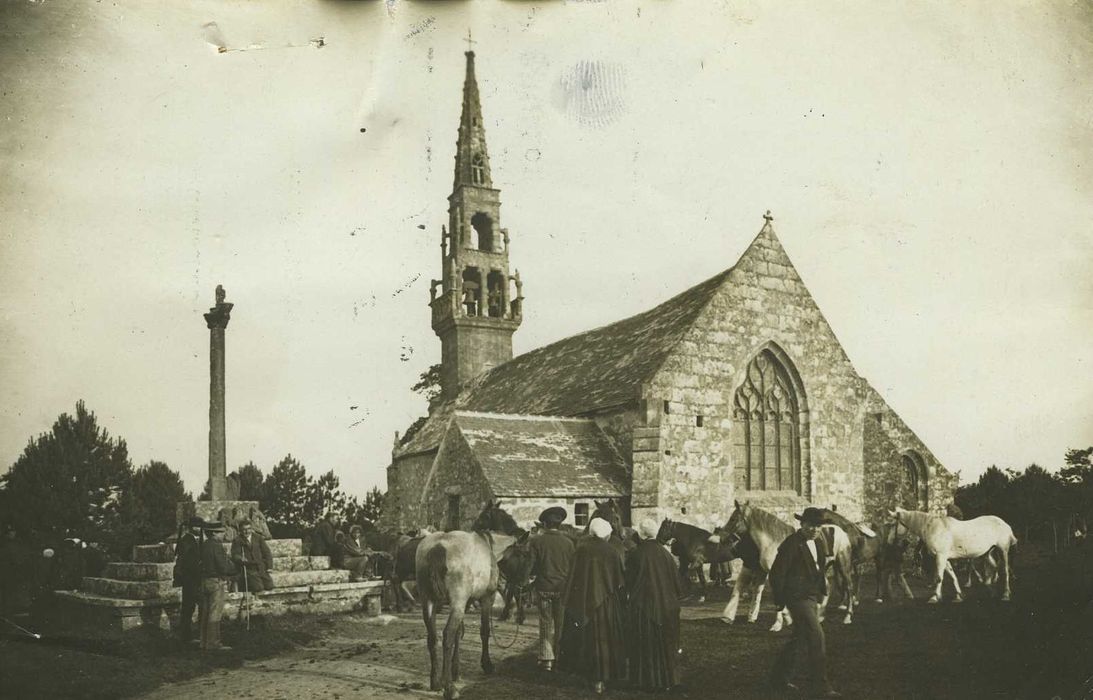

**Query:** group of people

left=173, top=515, right=274, bottom=651
left=522, top=505, right=841, bottom=698
left=307, top=511, right=384, bottom=582
left=525, top=506, right=684, bottom=695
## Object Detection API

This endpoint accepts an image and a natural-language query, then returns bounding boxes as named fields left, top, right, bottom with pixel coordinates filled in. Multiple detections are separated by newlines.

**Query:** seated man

left=341, top=525, right=375, bottom=582
left=231, top=520, right=274, bottom=593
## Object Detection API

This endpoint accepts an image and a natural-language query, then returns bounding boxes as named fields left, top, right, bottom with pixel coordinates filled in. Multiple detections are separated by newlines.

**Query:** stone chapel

left=382, top=50, right=958, bottom=532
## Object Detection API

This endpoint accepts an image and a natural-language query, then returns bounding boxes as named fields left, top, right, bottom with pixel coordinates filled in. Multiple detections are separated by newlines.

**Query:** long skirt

left=557, top=596, right=628, bottom=683
left=629, top=607, right=681, bottom=690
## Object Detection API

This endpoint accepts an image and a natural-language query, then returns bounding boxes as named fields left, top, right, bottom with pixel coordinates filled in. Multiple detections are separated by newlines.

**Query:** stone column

left=478, top=268, right=487, bottom=315
left=203, top=285, right=233, bottom=501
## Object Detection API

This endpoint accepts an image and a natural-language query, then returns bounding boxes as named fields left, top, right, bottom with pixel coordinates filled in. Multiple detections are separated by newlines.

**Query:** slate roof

left=453, top=411, right=629, bottom=497
left=393, top=267, right=733, bottom=459
left=463, top=267, right=732, bottom=415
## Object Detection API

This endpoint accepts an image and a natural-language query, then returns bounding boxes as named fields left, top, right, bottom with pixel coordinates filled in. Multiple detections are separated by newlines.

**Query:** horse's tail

left=420, top=544, right=449, bottom=603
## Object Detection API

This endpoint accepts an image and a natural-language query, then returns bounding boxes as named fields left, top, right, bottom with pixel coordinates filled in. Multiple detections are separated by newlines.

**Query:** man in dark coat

left=769, top=507, right=841, bottom=698
left=341, top=525, right=375, bottom=581
left=558, top=517, right=627, bottom=695
left=528, top=506, right=575, bottom=671
left=198, top=521, right=236, bottom=652
left=231, top=519, right=274, bottom=593
left=626, top=518, right=683, bottom=691
left=173, top=516, right=204, bottom=641
left=310, top=512, right=341, bottom=566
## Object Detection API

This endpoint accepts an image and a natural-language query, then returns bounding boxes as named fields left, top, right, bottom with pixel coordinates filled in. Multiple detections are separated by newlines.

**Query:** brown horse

left=416, top=500, right=526, bottom=700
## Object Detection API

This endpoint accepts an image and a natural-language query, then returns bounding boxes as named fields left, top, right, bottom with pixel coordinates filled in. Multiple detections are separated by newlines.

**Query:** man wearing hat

left=768, top=507, right=841, bottom=698
left=198, top=521, right=237, bottom=651
left=527, top=506, right=575, bottom=671
left=173, top=516, right=204, bottom=641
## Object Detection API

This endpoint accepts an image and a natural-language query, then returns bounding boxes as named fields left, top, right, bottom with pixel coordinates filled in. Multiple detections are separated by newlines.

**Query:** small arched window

left=471, top=212, right=493, bottom=252
left=471, top=154, right=485, bottom=185
left=902, top=452, right=928, bottom=509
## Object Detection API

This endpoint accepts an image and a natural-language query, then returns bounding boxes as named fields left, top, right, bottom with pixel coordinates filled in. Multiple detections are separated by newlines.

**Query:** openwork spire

left=453, top=50, right=492, bottom=190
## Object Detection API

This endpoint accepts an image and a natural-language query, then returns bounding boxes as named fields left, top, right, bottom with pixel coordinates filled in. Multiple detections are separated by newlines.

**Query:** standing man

left=231, top=520, right=274, bottom=593
left=172, top=516, right=204, bottom=642
left=768, top=507, right=841, bottom=698
left=198, top=521, right=236, bottom=652
left=558, top=517, right=627, bottom=695
left=626, top=518, right=684, bottom=691
left=527, top=506, right=575, bottom=672
left=310, top=512, right=341, bottom=566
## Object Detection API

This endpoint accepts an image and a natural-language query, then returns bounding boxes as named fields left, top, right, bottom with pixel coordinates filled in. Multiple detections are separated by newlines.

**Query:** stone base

left=53, top=580, right=386, bottom=636
left=176, top=500, right=259, bottom=527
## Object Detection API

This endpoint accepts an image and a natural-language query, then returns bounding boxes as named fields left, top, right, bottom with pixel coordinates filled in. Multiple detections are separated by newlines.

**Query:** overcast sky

left=2, top=1, right=1091, bottom=500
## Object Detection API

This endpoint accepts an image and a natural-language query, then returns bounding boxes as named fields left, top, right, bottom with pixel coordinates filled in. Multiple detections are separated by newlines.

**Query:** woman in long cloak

left=626, top=518, right=684, bottom=691
left=557, top=517, right=628, bottom=694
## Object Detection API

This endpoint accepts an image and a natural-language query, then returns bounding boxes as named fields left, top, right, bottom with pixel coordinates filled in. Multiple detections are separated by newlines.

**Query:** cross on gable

left=464, top=29, right=476, bottom=52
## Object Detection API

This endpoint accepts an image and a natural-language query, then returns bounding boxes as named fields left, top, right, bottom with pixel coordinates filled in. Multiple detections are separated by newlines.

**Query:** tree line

left=0, top=401, right=385, bottom=559
left=954, top=447, right=1092, bottom=551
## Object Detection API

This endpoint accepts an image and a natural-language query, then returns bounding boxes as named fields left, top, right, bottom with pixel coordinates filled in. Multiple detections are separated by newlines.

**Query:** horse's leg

left=721, top=566, right=745, bottom=623
left=423, top=597, right=441, bottom=691
left=441, top=601, right=466, bottom=700
left=841, top=560, right=854, bottom=624
left=402, top=580, right=418, bottom=606
left=748, top=573, right=767, bottom=624
left=770, top=605, right=790, bottom=632
left=696, top=562, right=707, bottom=603
left=875, top=559, right=885, bottom=603
left=999, top=545, right=1013, bottom=601
left=480, top=589, right=496, bottom=674
left=898, top=573, right=914, bottom=600
left=451, top=619, right=463, bottom=682
left=498, top=583, right=513, bottom=622
left=927, top=554, right=946, bottom=603
left=945, top=561, right=965, bottom=602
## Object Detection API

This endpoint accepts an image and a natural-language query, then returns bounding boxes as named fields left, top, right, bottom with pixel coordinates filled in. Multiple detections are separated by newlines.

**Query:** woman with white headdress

left=626, top=518, right=684, bottom=691
left=557, top=517, right=627, bottom=695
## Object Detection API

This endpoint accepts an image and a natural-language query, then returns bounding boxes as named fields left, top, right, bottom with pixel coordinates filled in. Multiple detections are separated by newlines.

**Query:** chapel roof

left=452, top=411, right=629, bottom=497
left=393, top=265, right=732, bottom=458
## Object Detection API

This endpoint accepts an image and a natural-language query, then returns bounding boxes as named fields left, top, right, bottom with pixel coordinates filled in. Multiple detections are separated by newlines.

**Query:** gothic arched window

left=471, top=154, right=485, bottom=185
left=902, top=452, right=928, bottom=509
left=733, top=349, right=804, bottom=493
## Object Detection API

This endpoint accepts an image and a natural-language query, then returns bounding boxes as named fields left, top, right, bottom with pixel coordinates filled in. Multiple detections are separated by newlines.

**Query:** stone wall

left=860, top=386, right=958, bottom=522
left=642, top=226, right=870, bottom=525
left=419, top=425, right=494, bottom=530
left=638, top=225, right=959, bottom=527
left=382, top=452, right=436, bottom=531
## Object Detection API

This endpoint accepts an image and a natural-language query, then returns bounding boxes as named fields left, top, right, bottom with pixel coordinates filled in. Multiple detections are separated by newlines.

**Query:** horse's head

left=591, top=499, right=622, bottom=532
left=472, top=500, right=525, bottom=538
left=723, top=500, right=751, bottom=538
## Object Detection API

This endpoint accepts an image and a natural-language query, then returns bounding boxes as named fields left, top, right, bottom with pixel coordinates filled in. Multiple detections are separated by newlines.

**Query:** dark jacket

left=311, top=520, right=339, bottom=563
left=173, top=532, right=202, bottom=587
left=231, top=534, right=273, bottom=574
left=528, top=528, right=576, bottom=593
left=769, top=529, right=828, bottom=608
left=200, top=538, right=236, bottom=579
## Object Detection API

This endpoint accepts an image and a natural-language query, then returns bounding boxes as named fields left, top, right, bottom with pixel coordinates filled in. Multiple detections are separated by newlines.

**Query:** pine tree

left=0, top=401, right=133, bottom=553
left=263, top=455, right=310, bottom=527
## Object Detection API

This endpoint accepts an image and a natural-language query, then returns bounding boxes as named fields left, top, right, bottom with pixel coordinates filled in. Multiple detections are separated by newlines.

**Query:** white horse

left=718, top=501, right=856, bottom=631
left=889, top=507, right=1016, bottom=603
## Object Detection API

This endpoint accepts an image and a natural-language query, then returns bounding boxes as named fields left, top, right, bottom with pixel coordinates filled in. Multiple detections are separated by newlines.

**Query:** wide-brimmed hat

left=794, top=507, right=825, bottom=526
left=201, top=520, right=226, bottom=533
left=539, top=506, right=567, bottom=525
left=184, top=516, right=205, bottom=528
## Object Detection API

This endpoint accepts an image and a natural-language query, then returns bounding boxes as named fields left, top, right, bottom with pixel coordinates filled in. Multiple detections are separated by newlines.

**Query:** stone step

left=215, top=539, right=303, bottom=557
left=271, top=555, right=330, bottom=572
left=104, top=562, right=174, bottom=581
left=133, top=544, right=174, bottom=563
left=103, top=556, right=332, bottom=582
left=81, top=577, right=176, bottom=600
left=53, top=579, right=387, bottom=634
left=270, top=569, right=349, bottom=588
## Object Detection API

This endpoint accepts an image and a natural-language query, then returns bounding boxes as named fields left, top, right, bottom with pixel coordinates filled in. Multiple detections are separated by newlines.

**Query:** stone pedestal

left=176, top=500, right=268, bottom=539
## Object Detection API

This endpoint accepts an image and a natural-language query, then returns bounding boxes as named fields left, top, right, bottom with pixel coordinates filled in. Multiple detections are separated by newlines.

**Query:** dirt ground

left=2, top=541, right=1091, bottom=700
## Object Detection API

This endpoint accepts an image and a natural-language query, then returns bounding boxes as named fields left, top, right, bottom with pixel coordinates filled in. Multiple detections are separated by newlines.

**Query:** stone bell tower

left=429, top=49, right=523, bottom=399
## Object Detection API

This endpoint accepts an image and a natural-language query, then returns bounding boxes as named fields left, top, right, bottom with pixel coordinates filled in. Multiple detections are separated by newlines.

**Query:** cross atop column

left=464, top=29, right=476, bottom=52
left=763, top=210, right=774, bottom=223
